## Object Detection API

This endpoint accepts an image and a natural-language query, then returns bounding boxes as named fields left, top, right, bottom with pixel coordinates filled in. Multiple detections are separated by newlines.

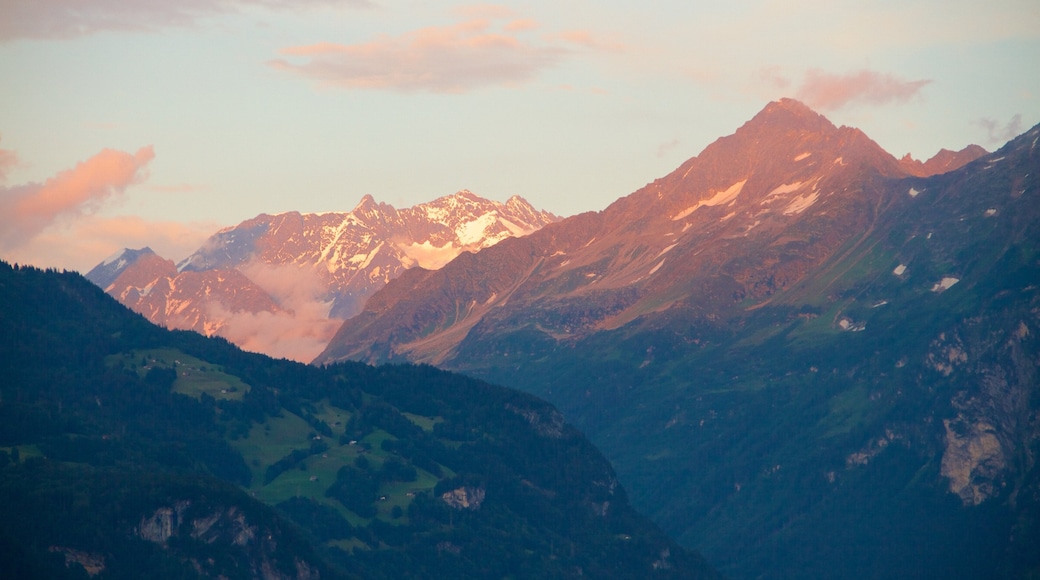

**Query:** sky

left=1, top=0, right=1038, bottom=273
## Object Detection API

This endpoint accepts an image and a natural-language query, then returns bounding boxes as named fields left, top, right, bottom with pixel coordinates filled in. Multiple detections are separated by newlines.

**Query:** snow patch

left=893, top=264, right=907, bottom=276
left=794, top=152, right=812, bottom=161
left=456, top=213, right=497, bottom=246
left=649, top=259, right=665, bottom=275
left=672, top=179, right=748, bottom=220
left=655, top=243, right=678, bottom=258
left=985, top=208, right=997, bottom=217
left=347, top=242, right=384, bottom=270
left=783, top=191, right=820, bottom=215
left=768, top=180, right=808, bottom=197
left=102, top=249, right=127, bottom=266
left=909, top=187, right=920, bottom=198
left=932, top=277, right=960, bottom=292
left=497, top=217, right=532, bottom=237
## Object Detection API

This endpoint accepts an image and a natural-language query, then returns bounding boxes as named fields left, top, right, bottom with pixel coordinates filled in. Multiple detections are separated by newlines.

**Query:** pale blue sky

left=1, top=0, right=1038, bottom=271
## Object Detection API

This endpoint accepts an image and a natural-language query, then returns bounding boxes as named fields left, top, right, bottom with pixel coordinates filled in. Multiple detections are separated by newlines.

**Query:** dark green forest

left=0, top=261, right=718, bottom=579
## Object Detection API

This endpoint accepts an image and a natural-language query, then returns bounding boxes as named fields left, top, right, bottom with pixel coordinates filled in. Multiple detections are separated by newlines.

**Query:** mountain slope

left=316, top=100, right=1040, bottom=579
left=87, top=191, right=557, bottom=361
left=318, top=99, right=912, bottom=364
left=0, top=261, right=717, bottom=579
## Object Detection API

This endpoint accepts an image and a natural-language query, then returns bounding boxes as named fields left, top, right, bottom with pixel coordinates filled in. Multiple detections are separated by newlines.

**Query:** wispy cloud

left=656, top=138, right=680, bottom=158
left=0, top=146, right=155, bottom=252
left=0, top=0, right=369, bottom=42
left=270, top=18, right=569, bottom=93
left=975, top=114, right=1024, bottom=144
left=3, top=215, right=218, bottom=273
left=795, top=69, right=931, bottom=110
left=0, top=137, right=19, bottom=184
left=552, top=30, right=626, bottom=52
left=213, top=262, right=342, bottom=362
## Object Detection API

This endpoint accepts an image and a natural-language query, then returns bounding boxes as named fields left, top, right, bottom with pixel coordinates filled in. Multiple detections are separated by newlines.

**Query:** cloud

left=2, top=214, right=218, bottom=273
left=0, top=139, right=18, bottom=184
left=212, top=262, right=342, bottom=362
left=0, top=146, right=155, bottom=252
left=0, top=0, right=369, bottom=42
left=270, top=18, right=568, bottom=93
left=552, top=30, right=626, bottom=52
left=504, top=19, right=539, bottom=32
left=757, top=66, right=791, bottom=91
left=795, top=69, right=931, bottom=110
left=975, top=114, right=1023, bottom=144
left=656, top=138, right=680, bottom=159
left=452, top=4, right=516, bottom=20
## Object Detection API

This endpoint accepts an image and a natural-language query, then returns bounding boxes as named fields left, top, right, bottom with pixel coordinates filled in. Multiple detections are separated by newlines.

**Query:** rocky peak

left=899, top=144, right=989, bottom=177
left=85, top=247, right=159, bottom=290
left=741, top=98, right=838, bottom=136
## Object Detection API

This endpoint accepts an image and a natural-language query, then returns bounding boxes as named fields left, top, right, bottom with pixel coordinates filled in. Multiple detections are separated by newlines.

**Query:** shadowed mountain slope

left=0, top=261, right=718, bottom=579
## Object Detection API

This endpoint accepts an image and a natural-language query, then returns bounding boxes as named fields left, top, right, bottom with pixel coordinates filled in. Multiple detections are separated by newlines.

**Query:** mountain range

left=316, top=99, right=1040, bottom=579
left=86, top=191, right=557, bottom=361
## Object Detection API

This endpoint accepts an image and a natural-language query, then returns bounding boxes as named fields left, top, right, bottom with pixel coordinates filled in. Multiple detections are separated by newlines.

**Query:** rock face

left=136, top=500, right=319, bottom=580
left=440, top=486, right=486, bottom=510
left=316, top=100, right=1040, bottom=579
left=86, top=191, right=557, bottom=361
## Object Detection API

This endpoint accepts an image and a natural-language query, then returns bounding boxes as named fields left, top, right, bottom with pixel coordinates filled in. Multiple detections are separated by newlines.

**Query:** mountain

left=317, top=99, right=1040, bottom=578
left=87, top=191, right=557, bottom=361
left=898, top=144, right=988, bottom=177
left=0, top=261, right=718, bottom=579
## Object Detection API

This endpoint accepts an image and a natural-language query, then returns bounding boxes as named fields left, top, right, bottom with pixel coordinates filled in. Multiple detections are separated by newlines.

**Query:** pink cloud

left=270, top=19, right=568, bottom=93
left=212, top=262, right=343, bottom=362
left=0, top=0, right=369, bottom=42
left=796, top=69, right=931, bottom=110
left=3, top=215, right=219, bottom=273
left=0, top=140, right=18, bottom=185
left=505, top=19, right=539, bottom=32
left=757, top=66, right=791, bottom=91
left=452, top=4, right=517, bottom=20
left=553, top=30, right=626, bottom=52
left=0, top=146, right=155, bottom=251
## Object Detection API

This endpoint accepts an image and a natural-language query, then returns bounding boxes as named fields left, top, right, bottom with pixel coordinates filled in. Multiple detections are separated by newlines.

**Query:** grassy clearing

left=310, top=402, right=352, bottom=437
left=818, top=386, right=872, bottom=437
left=230, top=406, right=446, bottom=526
left=232, top=411, right=314, bottom=485
left=402, top=412, right=441, bottom=432
left=105, top=347, right=250, bottom=401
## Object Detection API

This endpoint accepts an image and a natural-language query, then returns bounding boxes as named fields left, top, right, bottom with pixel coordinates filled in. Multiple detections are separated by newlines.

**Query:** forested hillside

left=0, top=261, right=717, bottom=579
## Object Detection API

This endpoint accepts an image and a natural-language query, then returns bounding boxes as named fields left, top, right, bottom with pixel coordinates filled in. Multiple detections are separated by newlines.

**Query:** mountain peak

left=85, top=247, right=159, bottom=290
left=352, top=194, right=379, bottom=212
left=741, top=98, right=837, bottom=136
left=898, top=144, right=989, bottom=177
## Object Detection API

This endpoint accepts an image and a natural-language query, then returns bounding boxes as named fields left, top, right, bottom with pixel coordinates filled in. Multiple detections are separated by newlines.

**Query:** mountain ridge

left=87, top=190, right=557, bottom=361
left=314, top=99, right=1040, bottom=579
left=316, top=98, right=942, bottom=365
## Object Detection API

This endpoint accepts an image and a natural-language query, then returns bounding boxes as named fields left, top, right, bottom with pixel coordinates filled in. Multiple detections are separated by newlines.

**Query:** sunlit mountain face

left=317, top=100, right=1040, bottom=579
left=87, top=191, right=557, bottom=362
